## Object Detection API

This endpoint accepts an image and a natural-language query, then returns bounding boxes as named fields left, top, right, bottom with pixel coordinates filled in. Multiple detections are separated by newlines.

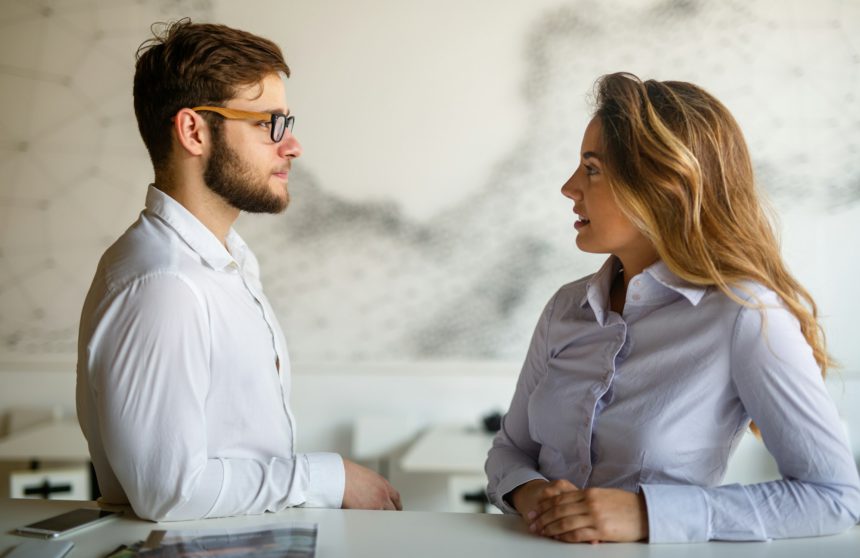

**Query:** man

left=76, top=20, right=401, bottom=521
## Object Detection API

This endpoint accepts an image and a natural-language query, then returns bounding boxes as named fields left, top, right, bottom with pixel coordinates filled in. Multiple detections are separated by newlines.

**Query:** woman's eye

left=585, top=165, right=598, bottom=176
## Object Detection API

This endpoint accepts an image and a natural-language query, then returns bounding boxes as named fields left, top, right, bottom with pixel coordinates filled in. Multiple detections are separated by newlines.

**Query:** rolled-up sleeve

left=642, top=292, right=860, bottom=542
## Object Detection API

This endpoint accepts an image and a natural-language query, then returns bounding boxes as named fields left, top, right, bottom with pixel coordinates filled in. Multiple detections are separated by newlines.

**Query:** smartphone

left=14, top=508, right=121, bottom=539
left=6, top=539, right=75, bottom=558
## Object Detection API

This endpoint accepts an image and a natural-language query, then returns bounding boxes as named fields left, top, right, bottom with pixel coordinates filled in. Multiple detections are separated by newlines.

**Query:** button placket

left=238, top=269, right=296, bottom=452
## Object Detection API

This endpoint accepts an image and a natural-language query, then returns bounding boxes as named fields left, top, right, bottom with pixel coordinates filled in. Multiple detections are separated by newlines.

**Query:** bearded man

left=76, top=20, right=401, bottom=521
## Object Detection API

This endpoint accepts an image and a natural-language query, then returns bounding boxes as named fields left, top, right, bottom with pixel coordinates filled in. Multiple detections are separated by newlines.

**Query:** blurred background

left=0, top=0, right=858, bottom=512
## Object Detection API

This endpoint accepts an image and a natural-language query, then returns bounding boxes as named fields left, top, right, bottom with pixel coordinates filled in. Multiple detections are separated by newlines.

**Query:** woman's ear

left=172, top=108, right=208, bottom=157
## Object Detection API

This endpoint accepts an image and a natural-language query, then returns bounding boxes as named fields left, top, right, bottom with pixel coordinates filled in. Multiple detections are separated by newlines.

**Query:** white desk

left=1, top=498, right=859, bottom=557
left=400, top=426, right=494, bottom=474
left=400, top=425, right=495, bottom=512
left=0, top=420, right=92, bottom=499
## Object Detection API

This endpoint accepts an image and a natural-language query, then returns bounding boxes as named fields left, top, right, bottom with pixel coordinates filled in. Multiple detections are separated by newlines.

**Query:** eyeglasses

left=191, top=106, right=295, bottom=143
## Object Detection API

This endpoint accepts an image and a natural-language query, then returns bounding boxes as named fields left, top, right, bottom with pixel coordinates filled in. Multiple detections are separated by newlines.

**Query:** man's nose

left=279, top=133, right=303, bottom=158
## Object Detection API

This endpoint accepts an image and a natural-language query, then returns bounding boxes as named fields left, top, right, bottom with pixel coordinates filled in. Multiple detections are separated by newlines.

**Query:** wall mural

left=1, top=0, right=858, bottom=363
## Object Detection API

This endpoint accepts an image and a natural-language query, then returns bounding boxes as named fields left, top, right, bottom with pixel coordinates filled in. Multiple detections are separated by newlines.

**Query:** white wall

left=2, top=0, right=859, bottom=364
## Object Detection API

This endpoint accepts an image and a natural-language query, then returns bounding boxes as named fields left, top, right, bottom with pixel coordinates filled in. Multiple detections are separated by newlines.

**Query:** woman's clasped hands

left=512, top=479, right=649, bottom=544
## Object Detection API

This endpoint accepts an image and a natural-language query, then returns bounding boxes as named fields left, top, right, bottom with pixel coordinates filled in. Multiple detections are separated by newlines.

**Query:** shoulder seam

left=107, top=270, right=207, bottom=313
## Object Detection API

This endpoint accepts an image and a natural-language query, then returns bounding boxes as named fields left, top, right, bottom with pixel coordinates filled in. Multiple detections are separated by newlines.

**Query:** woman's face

left=561, top=118, right=655, bottom=263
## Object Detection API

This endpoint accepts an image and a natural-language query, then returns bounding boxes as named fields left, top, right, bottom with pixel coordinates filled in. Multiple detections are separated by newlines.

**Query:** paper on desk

left=137, top=522, right=318, bottom=557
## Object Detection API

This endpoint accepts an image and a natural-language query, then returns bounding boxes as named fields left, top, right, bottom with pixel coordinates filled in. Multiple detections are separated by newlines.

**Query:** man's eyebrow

left=258, top=108, right=290, bottom=116
left=582, top=151, right=602, bottom=161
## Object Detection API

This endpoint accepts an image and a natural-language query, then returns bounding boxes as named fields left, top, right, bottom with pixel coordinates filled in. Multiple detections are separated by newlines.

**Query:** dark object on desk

left=482, top=411, right=502, bottom=433
left=22, top=479, right=73, bottom=499
left=463, top=489, right=492, bottom=513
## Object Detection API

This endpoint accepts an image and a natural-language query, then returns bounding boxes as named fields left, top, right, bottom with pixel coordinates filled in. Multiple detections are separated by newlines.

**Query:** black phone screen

left=24, top=509, right=116, bottom=533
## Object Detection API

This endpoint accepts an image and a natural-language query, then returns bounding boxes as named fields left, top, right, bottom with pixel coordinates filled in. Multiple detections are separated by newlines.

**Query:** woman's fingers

left=528, top=487, right=648, bottom=543
left=557, top=527, right=601, bottom=543
left=536, top=488, right=585, bottom=512
left=535, top=507, right=593, bottom=536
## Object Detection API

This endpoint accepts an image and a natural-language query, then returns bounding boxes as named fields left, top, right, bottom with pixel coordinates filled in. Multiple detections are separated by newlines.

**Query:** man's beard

left=203, top=129, right=289, bottom=214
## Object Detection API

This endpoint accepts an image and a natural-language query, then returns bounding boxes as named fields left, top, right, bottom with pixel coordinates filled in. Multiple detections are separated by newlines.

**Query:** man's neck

left=154, top=173, right=239, bottom=248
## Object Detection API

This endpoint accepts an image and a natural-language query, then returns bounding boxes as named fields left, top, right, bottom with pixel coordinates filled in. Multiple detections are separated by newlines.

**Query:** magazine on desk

left=133, top=521, right=317, bottom=557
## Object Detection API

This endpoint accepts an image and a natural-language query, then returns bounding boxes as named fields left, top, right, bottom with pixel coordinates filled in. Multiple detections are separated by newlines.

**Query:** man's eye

left=257, top=121, right=272, bottom=129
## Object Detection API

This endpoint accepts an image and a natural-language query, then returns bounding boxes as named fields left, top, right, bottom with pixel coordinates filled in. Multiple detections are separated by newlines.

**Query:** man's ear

left=173, top=108, right=208, bottom=156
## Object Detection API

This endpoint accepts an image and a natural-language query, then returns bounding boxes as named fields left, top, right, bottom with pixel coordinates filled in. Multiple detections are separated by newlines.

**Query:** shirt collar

left=144, top=184, right=242, bottom=271
left=580, top=256, right=621, bottom=313
left=580, top=256, right=707, bottom=318
left=644, top=260, right=707, bottom=306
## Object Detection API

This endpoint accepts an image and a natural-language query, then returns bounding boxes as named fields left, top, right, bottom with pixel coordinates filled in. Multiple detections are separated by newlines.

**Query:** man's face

left=203, top=73, right=302, bottom=214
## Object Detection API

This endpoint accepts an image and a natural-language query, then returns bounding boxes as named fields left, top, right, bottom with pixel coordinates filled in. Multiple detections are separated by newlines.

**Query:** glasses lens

left=273, top=115, right=286, bottom=142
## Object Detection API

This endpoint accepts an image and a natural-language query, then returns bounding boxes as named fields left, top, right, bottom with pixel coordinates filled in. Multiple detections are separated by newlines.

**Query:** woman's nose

left=561, top=174, right=581, bottom=200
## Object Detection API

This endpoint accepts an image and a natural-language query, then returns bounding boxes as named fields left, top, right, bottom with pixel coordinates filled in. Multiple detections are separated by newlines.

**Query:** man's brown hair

left=133, top=19, right=290, bottom=172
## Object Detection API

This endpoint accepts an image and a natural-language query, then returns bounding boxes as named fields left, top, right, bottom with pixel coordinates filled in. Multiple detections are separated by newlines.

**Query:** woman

left=484, top=72, right=860, bottom=543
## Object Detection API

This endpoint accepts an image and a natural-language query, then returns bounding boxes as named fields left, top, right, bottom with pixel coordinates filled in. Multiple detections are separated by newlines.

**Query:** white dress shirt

left=76, top=185, right=344, bottom=521
left=485, top=256, right=860, bottom=542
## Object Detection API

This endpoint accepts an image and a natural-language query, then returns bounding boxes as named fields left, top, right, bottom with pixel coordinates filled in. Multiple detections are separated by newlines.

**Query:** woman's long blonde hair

left=593, top=72, right=831, bottom=388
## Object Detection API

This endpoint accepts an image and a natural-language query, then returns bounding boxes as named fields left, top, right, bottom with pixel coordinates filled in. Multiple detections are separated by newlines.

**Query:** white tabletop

left=1, top=498, right=858, bottom=557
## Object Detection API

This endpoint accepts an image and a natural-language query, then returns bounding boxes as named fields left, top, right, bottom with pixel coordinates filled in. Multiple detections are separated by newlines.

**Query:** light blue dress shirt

left=485, top=256, right=860, bottom=542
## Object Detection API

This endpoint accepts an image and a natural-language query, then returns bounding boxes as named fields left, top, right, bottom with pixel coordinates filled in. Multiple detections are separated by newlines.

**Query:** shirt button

left=633, top=279, right=641, bottom=287
left=632, top=294, right=641, bottom=301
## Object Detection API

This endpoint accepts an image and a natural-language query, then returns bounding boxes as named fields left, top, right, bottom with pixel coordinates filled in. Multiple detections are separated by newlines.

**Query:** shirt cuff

left=300, top=452, right=345, bottom=508
left=640, top=483, right=710, bottom=543
left=491, top=468, right=548, bottom=514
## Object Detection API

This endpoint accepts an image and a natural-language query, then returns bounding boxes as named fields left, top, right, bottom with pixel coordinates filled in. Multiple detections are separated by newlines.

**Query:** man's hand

left=510, top=478, right=579, bottom=526
left=529, top=486, right=648, bottom=543
left=341, top=459, right=402, bottom=511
